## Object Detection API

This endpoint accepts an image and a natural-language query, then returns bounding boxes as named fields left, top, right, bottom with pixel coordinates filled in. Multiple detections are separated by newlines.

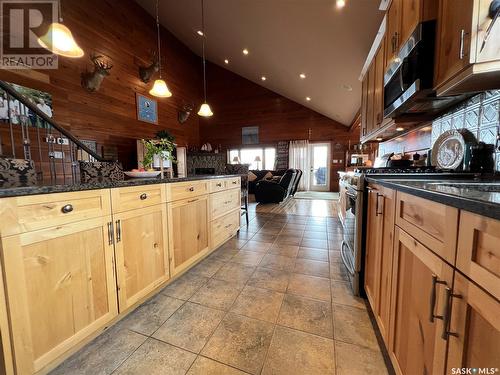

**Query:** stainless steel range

left=338, top=167, right=477, bottom=296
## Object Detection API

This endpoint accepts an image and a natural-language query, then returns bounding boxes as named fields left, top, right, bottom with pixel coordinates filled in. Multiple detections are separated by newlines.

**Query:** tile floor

left=51, top=209, right=389, bottom=375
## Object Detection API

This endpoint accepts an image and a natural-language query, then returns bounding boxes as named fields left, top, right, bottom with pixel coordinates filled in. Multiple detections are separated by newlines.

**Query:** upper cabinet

left=435, top=0, right=500, bottom=95
left=385, top=0, right=401, bottom=70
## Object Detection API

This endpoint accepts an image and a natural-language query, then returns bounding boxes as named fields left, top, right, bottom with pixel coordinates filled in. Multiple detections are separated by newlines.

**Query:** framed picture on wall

left=242, top=126, right=259, bottom=144
left=136, top=93, right=158, bottom=124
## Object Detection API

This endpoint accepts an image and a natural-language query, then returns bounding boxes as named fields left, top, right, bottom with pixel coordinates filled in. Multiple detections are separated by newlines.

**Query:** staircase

left=0, top=80, right=105, bottom=184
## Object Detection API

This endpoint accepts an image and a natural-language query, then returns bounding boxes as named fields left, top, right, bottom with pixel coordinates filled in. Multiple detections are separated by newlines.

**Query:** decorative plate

left=431, top=130, right=466, bottom=170
left=124, top=171, right=160, bottom=178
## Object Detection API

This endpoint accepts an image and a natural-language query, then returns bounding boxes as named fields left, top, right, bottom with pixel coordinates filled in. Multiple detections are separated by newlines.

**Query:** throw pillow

left=248, top=171, right=257, bottom=182
left=264, top=171, right=273, bottom=180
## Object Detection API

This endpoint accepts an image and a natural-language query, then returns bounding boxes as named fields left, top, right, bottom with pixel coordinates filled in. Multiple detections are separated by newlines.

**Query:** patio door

left=309, top=143, right=330, bottom=191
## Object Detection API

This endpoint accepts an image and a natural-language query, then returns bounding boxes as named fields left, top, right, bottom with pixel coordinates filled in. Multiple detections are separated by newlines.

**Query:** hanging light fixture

left=149, top=0, right=172, bottom=98
left=197, top=0, right=213, bottom=117
left=38, top=0, right=84, bottom=58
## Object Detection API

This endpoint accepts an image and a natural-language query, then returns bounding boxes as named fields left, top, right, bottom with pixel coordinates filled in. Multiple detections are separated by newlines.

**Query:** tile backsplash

left=379, top=90, right=500, bottom=171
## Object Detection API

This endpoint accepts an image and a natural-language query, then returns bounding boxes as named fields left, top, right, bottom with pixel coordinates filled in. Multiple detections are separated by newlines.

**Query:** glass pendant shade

left=38, top=23, right=84, bottom=58
left=149, top=79, right=172, bottom=98
left=197, top=102, right=213, bottom=117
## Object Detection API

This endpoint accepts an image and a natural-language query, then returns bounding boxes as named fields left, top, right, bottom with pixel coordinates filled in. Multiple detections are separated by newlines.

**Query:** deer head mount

left=178, top=103, right=193, bottom=124
left=139, top=51, right=159, bottom=83
left=81, top=55, right=113, bottom=92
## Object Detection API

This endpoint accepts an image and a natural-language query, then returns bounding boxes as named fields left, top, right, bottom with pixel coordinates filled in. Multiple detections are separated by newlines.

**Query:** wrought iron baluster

left=6, top=93, right=15, bottom=158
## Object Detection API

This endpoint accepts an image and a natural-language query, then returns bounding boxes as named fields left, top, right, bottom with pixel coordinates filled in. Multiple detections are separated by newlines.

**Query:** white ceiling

left=135, top=0, right=383, bottom=125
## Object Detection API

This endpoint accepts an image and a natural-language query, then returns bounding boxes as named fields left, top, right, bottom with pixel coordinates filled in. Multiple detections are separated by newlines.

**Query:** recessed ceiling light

left=299, top=73, right=306, bottom=79
left=376, top=137, right=383, bottom=141
left=242, top=48, right=249, bottom=55
left=396, top=127, right=405, bottom=131
left=261, top=76, right=267, bottom=81
left=342, top=84, right=353, bottom=91
left=197, top=30, right=204, bottom=36
left=224, top=59, right=229, bottom=64
left=306, top=96, right=311, bottom=101
left=336, top=0, right=346, bottom=8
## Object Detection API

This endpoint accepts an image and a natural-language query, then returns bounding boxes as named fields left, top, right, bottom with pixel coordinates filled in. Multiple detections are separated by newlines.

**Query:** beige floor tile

left=209, top=248, right=240, bottom=262
left=51, top=325, right=147, bottom=375
left=153, top=302, right=225, bottom=353
left=187, top=357, right=248, bottom=375
left=300, top=238, right=328, bottom=249
left=230, top=250, right=265, bottom=266
left=331, top=280, right=366, bottom=309
left=220, top=239, right=248, bottom=250
left=297, top=247, right=329, bottom=261
left=260, top=254, right=296, bottom=271
left=120, top=293, right=184, bottom=336
left=241, top=240, right=273, bottom=253
left=202, top=313, right=274, bottom=375
left=213, top=262, right=256, bottom=285
left=162, top=273, right=209, bottom=300
left=287, top=273, right=331, bottom=301
left=189, top=279, right=243, bottom=310
left=335, top=340, right=388, bottom=375
left=114, top=338, right=196, bottom=375
left=190, top=258, right=226, bottom=277
left=261, top=325, right=335, bottom=375
left=247, top=267, right=290, bottom=292
left=277, top=294, right=333, bottom=338
left=230, top=286, right=284, bottom=323
left=294, top=258, right=330, bottom=278
left=330, top=261, right=349, bottom=281
left=333, top=304, right=379, bottom=350
left=268, top=244, right=299, bottom=257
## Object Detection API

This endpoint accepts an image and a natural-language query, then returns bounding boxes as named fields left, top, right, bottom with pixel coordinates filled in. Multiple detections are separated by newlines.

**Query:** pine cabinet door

left=385, top=0, right=401, bottom=70
left=114, top=204, right=170, bottom=310
left=389, top=227, right=453, bottom=375
left=446, top=272, right=500, bottom=373
left=167, top=195, right=210, bottom=276
left=1, top=217, right=118, bottom=374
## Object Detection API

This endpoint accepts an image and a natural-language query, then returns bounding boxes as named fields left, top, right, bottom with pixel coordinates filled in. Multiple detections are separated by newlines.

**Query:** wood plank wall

left=0, top=0, right=202, bottom=170
left=199, top=63, right=360, bottom=191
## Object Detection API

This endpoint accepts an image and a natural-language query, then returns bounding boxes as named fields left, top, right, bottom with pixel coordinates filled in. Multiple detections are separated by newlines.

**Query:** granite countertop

left=0, top=174, right=244, bottom=198
left=365, top=177, right=500, bottom=220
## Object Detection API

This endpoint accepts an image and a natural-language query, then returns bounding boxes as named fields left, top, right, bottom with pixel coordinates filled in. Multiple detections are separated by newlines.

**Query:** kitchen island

left=0, top=175, right=242, bottom=375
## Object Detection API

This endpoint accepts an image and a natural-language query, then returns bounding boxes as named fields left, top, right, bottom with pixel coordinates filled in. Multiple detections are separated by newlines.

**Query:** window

left=228, top=147, right=276, bottom=170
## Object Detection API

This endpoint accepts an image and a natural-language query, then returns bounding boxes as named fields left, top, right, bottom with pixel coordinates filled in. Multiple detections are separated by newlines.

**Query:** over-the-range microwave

left=383, top=21, right=468, bottom=120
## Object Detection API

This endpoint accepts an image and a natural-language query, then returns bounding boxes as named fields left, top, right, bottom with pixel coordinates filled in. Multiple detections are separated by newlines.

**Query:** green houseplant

left=141, top=131, right=176, bottom=178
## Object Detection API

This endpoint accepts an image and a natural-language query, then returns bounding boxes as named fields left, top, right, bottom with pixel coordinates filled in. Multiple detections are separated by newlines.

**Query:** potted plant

left=141, top=130, right=176, bottom=178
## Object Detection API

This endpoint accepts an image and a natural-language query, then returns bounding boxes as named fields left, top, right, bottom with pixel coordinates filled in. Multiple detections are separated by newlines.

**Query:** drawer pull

left=442, top=288, right=462, bottom=340
left=115, top=220, right=122, bottom=242
left=61, top=204, right=74, bottom=214
left=188, top=198, right=199, bottom=203
left=224, top=224, right=232, bottom=229
left=140, top=193, right=148, bottom=200
left=107, top=222, right=114, bottom=245
left=188, top=187, right=195, bottom=192
left=429, top=275, right=446, bottom=323
left=232, top=181, right=238, bottom=184
left=216, top=183, right=223, bottom=187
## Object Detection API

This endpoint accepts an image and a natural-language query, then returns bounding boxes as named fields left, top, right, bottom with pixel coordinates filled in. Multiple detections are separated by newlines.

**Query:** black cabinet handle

left=140, top=193, right=148, bottom=200
left=429, top=275, right=446, bottom=323
left=61, top=204, right=73, bottom=214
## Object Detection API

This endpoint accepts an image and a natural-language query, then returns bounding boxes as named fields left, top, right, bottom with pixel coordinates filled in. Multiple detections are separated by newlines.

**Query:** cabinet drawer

left=457, top=211, right=500, bottom=300
left=166, top=180, right=209, bottom=202
left=225, top=177, right=241, bottom=189
left=211, top=209, right=240, bottom=249
left=395, top=192, right=458, bottom=264
left=0, top=189, right=111, bottom=236
left=111, top=184, right=165, bottom=213
left=209, top=179, right=227, bottom=193
left=210, top=189, right=240, bottom=220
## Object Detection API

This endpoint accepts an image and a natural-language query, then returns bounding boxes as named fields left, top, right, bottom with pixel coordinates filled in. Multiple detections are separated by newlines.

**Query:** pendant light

left=149, top=0, right=172, bottom=98
left=38, top=0, right=84, bottom=58
left=197, top=0, right=213, bottom=117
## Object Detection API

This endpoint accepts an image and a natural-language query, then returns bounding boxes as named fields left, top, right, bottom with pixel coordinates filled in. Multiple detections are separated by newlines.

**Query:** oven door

left=341, top=188, right=357, bottom=275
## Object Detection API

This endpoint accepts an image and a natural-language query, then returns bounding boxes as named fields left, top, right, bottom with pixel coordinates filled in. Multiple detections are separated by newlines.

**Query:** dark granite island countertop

left=365, top=177, right=500, bottom=220
left=0, top=174, right=244, bottom=198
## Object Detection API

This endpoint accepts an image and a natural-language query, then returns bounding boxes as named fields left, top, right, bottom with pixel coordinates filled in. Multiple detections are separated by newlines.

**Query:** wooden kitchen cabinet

left=373, top=38, right=386, bottom=129
left=167, top=194, right=210, bottom=276
left=1, top=216, right=118, bottom=374
left=446, top=272, right=500, bottom=372
left=385, top=0, right=401, bottom=70
left=113, top=204, right=169, bottom=311
left=366, top=63, right=376, bottom=135
left=365, top=184, right=395, bottom=345
left=361, top=75, right=369, bottom=138
left=435, top=0, right=500, bottom=95
left=389, top=227, right=453, bottom=375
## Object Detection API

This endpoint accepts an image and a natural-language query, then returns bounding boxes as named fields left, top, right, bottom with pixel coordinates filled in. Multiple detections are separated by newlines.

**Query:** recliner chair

left=254, top=169, right=298, bottom=203
left=290, top=169, right=302, bottom=195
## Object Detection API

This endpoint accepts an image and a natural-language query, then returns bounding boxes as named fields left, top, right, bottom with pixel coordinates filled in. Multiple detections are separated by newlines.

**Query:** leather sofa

left=248, top=169, right=287, bottom=194
left=254, top=169, right=301, bottom=203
